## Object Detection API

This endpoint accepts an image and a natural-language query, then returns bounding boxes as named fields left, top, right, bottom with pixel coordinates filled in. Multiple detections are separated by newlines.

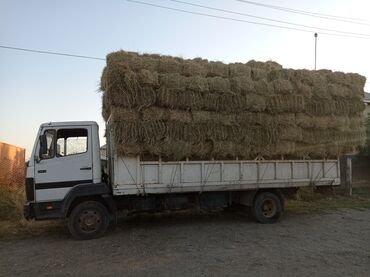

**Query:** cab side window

left=41, top=129, right=56, bottom=159
left=56, top=128, right=88, bottom=157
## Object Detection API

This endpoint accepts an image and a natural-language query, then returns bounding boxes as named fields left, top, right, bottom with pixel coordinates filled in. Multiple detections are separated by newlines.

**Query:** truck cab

left=24, top=121, right=114, bottom=238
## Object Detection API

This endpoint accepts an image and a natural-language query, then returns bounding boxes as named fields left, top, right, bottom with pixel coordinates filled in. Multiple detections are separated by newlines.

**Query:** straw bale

left=138, top=69, right=159, bottom=87
left=279, top=126, right=303, bottom=141
left=192, top=111, right=237, bottom=125
left=250, top=68, right=268, bottom=81
left=246, top=94, right=267, bottom=112
left=266, top=95, right=304, bottom=113
left=102, top=50, right=366, bottom=160
left=229, top=63, right=251, bottom=78
left=186, top=76, right=209, bottom=92
left=159, top=73, right=187, bottom=90
left=207, top=61, right=229, bottom=77
left=169, top=109, right=192, bottom=123
left=106, top=51, right=141, bottom=71
left=267, top=69, right=294, bottom=81
left=347, top=73, right=366, bottom=86
left=230, top=77, right=254, bottom=94
left=247, top=60, right=282, bottom=71
left=294, top=69, right=313, bottom=84
left=202, top=92, right=219, bottom=111
left=253, top=80, right=274, bottom=95
left=158, top=56, right=183, bottom=74
left=294, top=81, right=312, bottom=97
left=140, top=54, right=159, bottom=72
left=142, top=107, right=169, bottom=121
left=110, top=107, right=139, bottom=122
left=275, top=113, right=296, bottom=126
left=272, top=79, right=293, bottom=94
left=327, top=84, right=346, bottom=97
left=208, top=77, right=231, bottom=93
left=137, top=86, right=156, bottom=108
left=311, top=74, right=331, bottom=99
left=182, top=59, right=208, bottom=77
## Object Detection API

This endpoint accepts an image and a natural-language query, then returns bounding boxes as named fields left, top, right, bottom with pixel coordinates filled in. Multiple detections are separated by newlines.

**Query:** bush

left=0, top=186, right=24, bottom=221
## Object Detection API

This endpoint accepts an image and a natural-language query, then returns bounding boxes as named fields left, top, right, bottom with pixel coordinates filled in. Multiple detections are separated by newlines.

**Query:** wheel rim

left=78, top=209, right=102, bottom=234
left=261, top=198, right=277, bottom=218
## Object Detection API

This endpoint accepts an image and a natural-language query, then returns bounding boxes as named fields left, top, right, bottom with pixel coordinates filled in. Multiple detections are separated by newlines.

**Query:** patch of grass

left=0, top=186, right=63, bottom=239
left=0, top=186, right=25, bottom=223
left=286, top=187, right=370, bottom=214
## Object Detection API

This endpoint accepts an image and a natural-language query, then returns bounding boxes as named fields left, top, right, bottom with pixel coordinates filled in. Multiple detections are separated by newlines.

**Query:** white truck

left=24, top=121, right=341, bottom=239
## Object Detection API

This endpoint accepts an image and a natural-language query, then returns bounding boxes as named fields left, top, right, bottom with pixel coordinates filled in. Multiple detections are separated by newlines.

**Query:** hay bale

left=266, top=95, right=304, bottom=113
left=229, top=63, right=251, bottom=78
left=182, top=59, right=208, bottom=77
left=186, top=76, right=209, bottom=92
left=230, top=77, right=254, bottom=94
left=279, top=126, right=303, bottom=141
left=169, top=110, right=192, bottom=123
left=142, top=107, right=169, bottom=121
left=208, top=77, right=231, bottom=93
left=207, top=61, right=229, bottom=77
left=250, top=68, right=268, bottom=81
left=158, top=56, right=183, bottom=74
left=101, top=50, right=366, bottom=160
left=246, top=94, right=266, bottom=112
left=159, top=73, right=187, bottom=90
left=253, top=80, right=274, bottom=95
left=293, top=81, right=312, bottom=97
left=272, top=79, right=293, bottom=94
left=247, top=60, right=282, bottom=71
left=267, top=69, right=294, bottom=81
left=110, top=107, right=139, bottom=122
left=138, top=69, right=159, bottom=87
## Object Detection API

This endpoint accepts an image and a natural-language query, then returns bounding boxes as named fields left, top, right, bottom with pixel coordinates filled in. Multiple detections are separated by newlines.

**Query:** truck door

left=34, top=126, right=93, bottom=202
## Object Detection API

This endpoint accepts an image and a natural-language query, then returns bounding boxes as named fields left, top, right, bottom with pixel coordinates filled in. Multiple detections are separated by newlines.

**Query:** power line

left=126, top=0, right=370, bottom=39
left=168, top=0, right=370, bottom=38
left=235, top=0, right=370, bottom=26
left=0, top=45, right=105, bottom=61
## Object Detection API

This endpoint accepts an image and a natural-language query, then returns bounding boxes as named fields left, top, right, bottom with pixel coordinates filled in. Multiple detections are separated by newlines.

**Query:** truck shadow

left=115, top=208, right=254, bottom=231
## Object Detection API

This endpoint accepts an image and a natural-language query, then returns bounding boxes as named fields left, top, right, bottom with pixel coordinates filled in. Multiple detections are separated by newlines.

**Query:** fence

left=352, top=155, right=370, bottom=187
left=0, top=142, right=26, bottom=188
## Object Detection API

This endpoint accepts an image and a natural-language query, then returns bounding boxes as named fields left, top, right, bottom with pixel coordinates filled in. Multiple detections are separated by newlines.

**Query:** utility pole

left=314, top=33, right=318, bottom=70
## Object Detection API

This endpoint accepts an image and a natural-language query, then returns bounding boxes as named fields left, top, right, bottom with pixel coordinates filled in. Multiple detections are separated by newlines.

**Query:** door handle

left=80, top=167, right=92, bottom=170
left=38, top=170, right=47, bottom=173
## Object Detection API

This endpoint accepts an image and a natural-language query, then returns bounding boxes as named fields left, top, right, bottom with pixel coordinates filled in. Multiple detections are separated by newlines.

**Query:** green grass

left=286, top=187, right=370, bottom=214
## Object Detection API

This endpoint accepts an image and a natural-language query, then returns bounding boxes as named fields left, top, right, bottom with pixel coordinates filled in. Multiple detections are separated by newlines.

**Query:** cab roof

left=40, top=121, right=98, bottom=127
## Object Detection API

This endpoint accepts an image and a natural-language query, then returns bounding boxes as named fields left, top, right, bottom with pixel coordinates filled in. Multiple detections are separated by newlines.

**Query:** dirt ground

left=0, top=209, right=369, bottom=277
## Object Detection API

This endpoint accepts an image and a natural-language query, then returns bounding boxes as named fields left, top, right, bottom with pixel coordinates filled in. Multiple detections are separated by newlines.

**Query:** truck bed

left=111, top=156, right=340, bottom=195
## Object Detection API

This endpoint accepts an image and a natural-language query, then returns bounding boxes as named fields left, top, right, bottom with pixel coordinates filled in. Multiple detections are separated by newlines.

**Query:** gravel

left=0, top=209, right=369, bottom=277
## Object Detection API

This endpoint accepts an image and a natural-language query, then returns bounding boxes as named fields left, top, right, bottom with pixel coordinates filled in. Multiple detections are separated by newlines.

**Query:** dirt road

left=1, top=209, right=369, bottom=277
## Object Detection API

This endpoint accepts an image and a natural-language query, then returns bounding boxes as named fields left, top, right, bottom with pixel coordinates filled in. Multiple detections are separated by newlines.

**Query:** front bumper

left=23, top=201, right=63, bottom=220
left=23, top=202, right=35, bottom=220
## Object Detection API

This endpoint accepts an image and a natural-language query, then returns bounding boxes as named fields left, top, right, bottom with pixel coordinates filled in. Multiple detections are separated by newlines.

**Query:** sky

left=1, top=0, right=370, bottom=159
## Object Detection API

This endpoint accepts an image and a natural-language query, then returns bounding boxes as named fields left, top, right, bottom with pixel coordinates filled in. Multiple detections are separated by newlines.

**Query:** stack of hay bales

left=100, top=50, right=366, bottom=160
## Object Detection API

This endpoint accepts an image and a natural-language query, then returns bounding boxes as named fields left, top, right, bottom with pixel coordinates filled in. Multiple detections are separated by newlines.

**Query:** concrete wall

left=0, top=142, right=25, bottom=186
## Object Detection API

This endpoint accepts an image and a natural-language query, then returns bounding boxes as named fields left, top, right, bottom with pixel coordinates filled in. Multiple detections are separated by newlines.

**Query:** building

left=0, top=142, right=26, bottom=187
left=364, top=92, right=370, bottom=117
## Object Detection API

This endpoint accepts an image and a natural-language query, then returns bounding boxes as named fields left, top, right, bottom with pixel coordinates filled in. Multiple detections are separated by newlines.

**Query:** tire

left=68, top=201, right=110, bottom=240
left=252, top=192, right=282, bottom=224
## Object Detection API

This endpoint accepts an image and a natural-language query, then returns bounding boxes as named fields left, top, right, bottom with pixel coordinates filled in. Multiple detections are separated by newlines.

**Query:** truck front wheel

left=252, top=192, right=282, bottom=224
left=68, top=201, right=110, bottom=240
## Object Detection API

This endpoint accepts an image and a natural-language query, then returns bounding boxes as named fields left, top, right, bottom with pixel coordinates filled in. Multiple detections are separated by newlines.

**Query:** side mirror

left=39, top=134, right=47, bottom=158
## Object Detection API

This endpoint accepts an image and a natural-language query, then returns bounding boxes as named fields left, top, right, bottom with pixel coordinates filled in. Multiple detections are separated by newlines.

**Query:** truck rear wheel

left=68, top=201, right=110, bottom=240
left=252, top=192, right=282, bottom=224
